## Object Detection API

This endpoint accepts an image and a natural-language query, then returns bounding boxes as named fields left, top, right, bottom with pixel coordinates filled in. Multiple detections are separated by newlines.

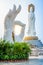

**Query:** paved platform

left=29, top=56, right=43, bottom=59
left=0, top=56, right=43, bottom=65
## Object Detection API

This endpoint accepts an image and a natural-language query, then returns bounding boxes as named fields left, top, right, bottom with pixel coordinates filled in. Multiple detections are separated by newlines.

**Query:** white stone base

left=23, top=40, right=43, bottom=47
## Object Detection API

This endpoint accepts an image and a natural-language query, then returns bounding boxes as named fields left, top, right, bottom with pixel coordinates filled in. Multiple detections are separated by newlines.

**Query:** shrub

left=0, top=39, right=31, bottom=60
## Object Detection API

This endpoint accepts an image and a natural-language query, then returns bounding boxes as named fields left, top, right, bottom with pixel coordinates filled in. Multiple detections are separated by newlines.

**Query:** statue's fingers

left=13, top=4, right=16, bottom=11
left=19, top=5, right=21, bottom=9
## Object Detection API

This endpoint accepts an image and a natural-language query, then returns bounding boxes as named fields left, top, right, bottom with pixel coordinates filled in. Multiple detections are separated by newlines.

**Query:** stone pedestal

left=23, top=39, right=43, bottom=47
left=23, top=36, right=38, bottom=40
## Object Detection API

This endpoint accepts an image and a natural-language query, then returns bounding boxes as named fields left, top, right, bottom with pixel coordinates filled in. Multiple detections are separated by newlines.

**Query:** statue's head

left=28, top=4, right=35, bottom=12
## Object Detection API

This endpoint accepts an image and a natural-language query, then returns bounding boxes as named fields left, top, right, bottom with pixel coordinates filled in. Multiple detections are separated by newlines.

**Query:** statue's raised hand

left=6, top=5, right=21, bottom=20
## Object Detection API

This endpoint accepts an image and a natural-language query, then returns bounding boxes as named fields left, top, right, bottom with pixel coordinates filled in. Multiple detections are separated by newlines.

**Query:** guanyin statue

left=28, top=4, right=36, bottom=36
left=23, top=4, right=38, bottom=40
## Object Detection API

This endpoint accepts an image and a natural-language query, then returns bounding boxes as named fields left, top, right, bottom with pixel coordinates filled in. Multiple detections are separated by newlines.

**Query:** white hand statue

left=4, top=4, right=21, bottom=42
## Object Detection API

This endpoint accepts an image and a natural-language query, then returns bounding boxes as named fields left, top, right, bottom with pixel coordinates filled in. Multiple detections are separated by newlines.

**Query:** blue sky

left=0, top=0, right=43, bottom=43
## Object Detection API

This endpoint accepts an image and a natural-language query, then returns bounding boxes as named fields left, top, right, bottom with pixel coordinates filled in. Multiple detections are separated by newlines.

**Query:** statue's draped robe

left=25, top=12, right=36, bottom=36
